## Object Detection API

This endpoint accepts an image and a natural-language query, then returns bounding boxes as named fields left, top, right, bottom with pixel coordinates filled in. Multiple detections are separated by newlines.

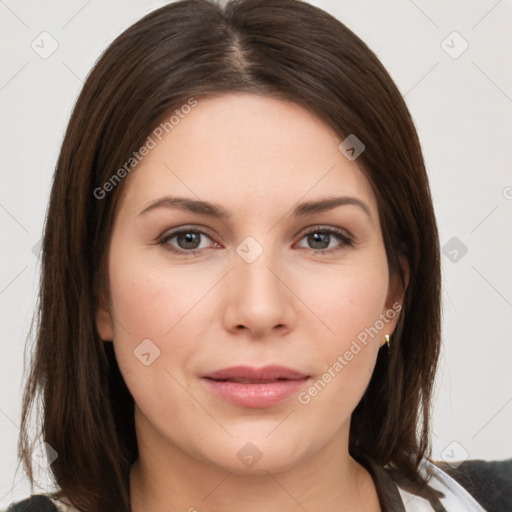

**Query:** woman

left=6, top=0, right=503, bottom=510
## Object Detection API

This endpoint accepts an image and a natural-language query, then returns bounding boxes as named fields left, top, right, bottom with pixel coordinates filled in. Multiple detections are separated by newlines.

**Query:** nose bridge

left=224, top=232, right=293, bottom=334
left=235, top=233, right=283, bottom=301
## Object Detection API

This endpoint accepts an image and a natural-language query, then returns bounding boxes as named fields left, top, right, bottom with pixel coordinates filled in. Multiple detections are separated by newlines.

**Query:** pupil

left=309, top=233, right=329, bottom=249
left=179, top=232, right=200, bottom=249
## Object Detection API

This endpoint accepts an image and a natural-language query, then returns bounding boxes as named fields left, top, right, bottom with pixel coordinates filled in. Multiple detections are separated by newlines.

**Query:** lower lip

left=201, top=377, right=310, bottom=408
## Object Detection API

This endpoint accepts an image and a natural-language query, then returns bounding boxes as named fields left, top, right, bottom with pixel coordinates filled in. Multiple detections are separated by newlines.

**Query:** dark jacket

left=435, top=458, right=512, bottom=511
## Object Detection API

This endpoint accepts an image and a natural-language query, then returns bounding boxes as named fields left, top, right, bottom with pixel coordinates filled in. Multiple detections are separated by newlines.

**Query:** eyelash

left=157, top=225, right=354, bottom=257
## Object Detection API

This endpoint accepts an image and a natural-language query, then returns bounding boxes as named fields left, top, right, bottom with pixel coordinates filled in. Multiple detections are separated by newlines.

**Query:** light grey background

left=1, top=0, right=511, bottom=507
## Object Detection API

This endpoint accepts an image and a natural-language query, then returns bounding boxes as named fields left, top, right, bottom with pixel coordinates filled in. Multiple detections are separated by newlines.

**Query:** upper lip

left=202, top=365, right=309, bottom=382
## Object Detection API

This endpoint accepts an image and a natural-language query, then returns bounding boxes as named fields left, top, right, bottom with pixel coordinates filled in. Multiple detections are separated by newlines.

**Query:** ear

left=95, top=294, right=114, bottom=341
left=380, top=255, right=409, bottom=346
left=387, top=255, right=409, bottom=307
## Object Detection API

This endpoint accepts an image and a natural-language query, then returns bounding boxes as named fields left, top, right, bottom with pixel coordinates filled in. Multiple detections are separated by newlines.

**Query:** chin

left=196, top=432, right=313, bottom=475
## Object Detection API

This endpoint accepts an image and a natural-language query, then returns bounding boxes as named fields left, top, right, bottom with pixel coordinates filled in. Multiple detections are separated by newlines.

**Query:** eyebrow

left=138, top=195, right=372, bottom=219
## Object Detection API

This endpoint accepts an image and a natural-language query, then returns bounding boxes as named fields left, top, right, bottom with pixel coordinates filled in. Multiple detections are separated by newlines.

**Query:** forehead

left=117, top=93, right=377, bottom=218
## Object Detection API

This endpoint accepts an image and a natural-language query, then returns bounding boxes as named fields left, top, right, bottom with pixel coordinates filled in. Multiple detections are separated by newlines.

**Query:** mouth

left=205, top=378, right=299, bottom=384
left=202, top=364, right=309, bottom=381
left=200, top=365, right=310, bottom=408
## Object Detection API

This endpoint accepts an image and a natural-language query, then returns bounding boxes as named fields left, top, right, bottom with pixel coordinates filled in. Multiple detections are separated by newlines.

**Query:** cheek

left=294, top=260, right=388, bottom=413
left=107, top=247, right=216, bottom=343
left=300, top=258, right=389, bottom=344
left=110, top=270, right=180, bottom=339
left=106, top=257, right=199, bottom=435
left=105, top=245, right=201, bottom=399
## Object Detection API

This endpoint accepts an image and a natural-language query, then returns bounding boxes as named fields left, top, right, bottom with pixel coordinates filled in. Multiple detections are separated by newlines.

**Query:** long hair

left=18, top=1, right=441, bottom=510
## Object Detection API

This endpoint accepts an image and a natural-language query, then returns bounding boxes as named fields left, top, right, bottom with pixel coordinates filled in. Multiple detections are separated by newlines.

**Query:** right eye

left=158, top=227, right=220, bottom=256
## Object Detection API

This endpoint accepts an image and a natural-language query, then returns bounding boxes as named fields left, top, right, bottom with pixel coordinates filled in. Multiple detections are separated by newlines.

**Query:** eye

left=294, top=225, right=353, bottom=254
left=159, top=228, right=218, bottom=256
left=158, top=225, right=353, bottom=257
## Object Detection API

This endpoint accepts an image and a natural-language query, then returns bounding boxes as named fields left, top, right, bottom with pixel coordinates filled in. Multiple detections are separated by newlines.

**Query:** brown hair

left=18, top=0, right=441, bottom=510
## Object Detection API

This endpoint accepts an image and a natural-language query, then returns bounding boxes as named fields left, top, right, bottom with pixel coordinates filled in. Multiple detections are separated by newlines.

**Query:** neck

left=129, top=411, right=381, bottom=512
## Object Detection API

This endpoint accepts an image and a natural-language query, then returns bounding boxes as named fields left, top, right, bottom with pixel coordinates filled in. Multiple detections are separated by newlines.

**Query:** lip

left=201, top=365, right=310, bottom=408
left=203, top=365, right=309, bottom=381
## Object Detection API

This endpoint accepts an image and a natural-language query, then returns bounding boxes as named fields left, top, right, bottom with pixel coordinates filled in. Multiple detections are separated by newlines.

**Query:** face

left=96, top=93, right=406, bottom=475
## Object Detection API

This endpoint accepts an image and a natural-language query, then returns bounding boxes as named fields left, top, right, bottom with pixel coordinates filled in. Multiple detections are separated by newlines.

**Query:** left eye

left=159, top=226, right=353, bottom=255
left=295, top=227, right=353, bottom=253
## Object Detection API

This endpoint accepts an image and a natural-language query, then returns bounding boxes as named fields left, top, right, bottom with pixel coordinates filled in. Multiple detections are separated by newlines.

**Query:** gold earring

left=385, top=334, right=390, bottom=350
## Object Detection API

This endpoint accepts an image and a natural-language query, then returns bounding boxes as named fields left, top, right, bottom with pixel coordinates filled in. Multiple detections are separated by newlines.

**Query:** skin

left=96, top=92, right=408, bottom=512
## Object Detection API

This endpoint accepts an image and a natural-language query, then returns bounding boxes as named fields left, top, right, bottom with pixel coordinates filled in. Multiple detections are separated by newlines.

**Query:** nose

left=222, top=246, right=296, bottom=339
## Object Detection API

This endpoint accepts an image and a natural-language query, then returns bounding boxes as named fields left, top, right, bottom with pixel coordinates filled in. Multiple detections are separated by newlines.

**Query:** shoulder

left=432, top=458, right=512, bottom=512
left=389, top=458, right=511, bottom=511
left=4, top=494, right=77, bottom=512
left=4, top=495, right=57, bottom=512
